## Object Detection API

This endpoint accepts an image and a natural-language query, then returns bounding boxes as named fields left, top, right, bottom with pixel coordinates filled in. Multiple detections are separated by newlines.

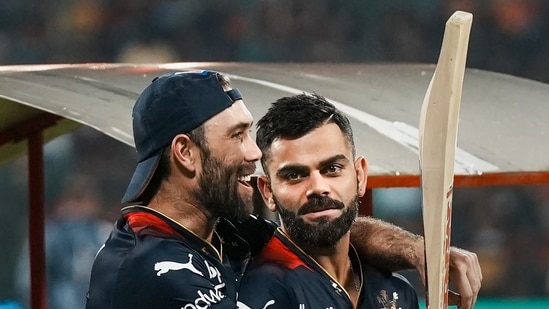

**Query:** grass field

left=419, top=298, right=549, bottom=308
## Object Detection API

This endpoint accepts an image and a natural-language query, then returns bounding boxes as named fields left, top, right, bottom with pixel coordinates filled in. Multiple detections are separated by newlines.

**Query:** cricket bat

left=419, top=11, right=473, bottom=309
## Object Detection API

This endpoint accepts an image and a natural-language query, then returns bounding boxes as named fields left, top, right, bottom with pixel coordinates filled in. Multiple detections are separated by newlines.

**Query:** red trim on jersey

left=125, top=211, right=182, bottom=239
left=260, top=236, right=312, bottom=271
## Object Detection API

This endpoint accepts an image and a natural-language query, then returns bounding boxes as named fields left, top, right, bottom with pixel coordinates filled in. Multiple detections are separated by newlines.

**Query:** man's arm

left=350, top=216, right=482, bottom=309
left=351, top=216, right=422, bottom=272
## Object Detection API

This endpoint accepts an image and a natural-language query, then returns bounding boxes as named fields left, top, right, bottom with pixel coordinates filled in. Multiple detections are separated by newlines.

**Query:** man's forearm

left=350, top=216, right=424, bottom=272
left=352, top=216, right=483, bottom=309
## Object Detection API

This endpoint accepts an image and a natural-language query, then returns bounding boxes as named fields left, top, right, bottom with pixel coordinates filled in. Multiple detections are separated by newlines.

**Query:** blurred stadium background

left=1, top=0, right=548, bottom=308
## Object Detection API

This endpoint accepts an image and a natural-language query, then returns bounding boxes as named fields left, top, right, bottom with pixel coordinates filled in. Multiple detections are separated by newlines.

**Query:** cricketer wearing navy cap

left=86, top=70, right=266, bottom=309
left=122, top=70, right=244, bottom=205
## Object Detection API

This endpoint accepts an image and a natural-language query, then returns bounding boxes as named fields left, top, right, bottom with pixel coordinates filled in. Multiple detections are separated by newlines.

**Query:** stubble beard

left=192, top=150, right=253, bottom=222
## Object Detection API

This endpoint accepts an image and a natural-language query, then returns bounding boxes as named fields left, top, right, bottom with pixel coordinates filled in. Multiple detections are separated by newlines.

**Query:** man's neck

left=147, top=193, right=217, bottom=242
left=283, top=229, right=351, bottom=281
left=283, top=229, right=360, bottom=307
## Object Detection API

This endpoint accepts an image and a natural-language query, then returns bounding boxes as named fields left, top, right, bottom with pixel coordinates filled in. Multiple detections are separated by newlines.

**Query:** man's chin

left=226, top=198, right=253, bottom=222
left=237, top=185, right=253, bottom=204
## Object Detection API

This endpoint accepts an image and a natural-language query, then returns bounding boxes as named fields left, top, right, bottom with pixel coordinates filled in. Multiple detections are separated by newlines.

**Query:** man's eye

left=325, top=165, right=342, bottom=174
left=285, top=172, right=301, bottom=180
left=232, top=132, right=244, bottom=139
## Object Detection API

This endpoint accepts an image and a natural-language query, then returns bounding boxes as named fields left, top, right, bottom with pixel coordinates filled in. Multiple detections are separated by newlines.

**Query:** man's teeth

left=238, top=175, right=251, bottom=182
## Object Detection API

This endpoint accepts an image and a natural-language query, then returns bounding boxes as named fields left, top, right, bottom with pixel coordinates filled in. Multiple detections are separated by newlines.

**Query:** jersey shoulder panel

left=257, top=235, right=311, bottom=271
left=90, top=230, right=235, bottom=308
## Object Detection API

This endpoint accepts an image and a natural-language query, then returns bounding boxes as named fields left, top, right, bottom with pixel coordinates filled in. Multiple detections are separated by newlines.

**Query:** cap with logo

left=121, top=70, right=242, bottom=204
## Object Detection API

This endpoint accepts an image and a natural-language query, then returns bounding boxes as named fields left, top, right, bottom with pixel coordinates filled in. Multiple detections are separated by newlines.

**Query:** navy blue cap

left=122, top=70, right=243, bottom=204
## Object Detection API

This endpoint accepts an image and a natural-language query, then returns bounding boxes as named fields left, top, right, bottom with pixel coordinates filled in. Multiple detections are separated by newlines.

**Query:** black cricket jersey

left=86, top=206, right=255, bottom=309
left=238, top=229, right=420, bottom=309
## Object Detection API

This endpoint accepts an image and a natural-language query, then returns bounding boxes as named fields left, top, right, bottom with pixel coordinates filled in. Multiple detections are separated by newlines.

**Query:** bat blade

left=419, top=10, right=473, bottom=309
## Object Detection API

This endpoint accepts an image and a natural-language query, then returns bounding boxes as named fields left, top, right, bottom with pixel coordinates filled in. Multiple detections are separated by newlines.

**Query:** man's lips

left=237, top=175, right=252, bottom=187
left=301, top=208, right=342, bottom=221
left=237, top=164, right=256, bottom=187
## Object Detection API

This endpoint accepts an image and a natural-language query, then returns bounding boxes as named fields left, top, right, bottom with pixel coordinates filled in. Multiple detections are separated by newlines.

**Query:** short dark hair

left=256, top=93, right=355, bottom=176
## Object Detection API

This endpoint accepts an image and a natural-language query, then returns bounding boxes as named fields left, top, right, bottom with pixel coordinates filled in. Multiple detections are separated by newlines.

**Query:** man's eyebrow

left=275, top=164, right=309, bottom=178
left=227, top=121, right=253, bottom=132
left=319, top=154, right=349, bottom=167
left=274, top=154, right=349, bottom=178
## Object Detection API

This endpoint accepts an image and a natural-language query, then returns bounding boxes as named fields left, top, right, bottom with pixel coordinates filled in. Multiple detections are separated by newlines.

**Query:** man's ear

left=355, top=156, right=368, bottom=197
left=171, top=134, right=197, bottom=174
left=257, top=175, right=277, bottom=213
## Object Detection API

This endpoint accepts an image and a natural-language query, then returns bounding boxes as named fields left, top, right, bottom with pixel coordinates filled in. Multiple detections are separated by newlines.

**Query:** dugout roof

left=1, top=62, right=548, bottom=187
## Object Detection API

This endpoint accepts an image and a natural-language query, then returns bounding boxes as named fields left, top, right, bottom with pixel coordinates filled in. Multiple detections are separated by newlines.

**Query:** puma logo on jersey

left=154, top=254, right=203, bottom=276
left=237, top=300, right=275, bottom=309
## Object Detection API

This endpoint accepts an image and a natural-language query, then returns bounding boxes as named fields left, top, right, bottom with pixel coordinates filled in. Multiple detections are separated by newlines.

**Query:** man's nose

left=306, top=171, right=330, bottom=197
left=243, top=136, right=262, bottom=162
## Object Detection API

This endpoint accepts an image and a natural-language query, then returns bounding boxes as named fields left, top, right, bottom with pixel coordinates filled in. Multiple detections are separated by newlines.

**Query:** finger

left=451, top=269, right=473, bottom=309
left=448, top=247, right=482, bottom=309
left=462, top=250, right=481, bottom=306
left=448, top=290, right=460, bottom=307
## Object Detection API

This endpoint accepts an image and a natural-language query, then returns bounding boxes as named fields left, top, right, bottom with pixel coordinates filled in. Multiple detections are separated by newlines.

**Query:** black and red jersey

left=86, top=206, right=257, bottom=309
left=237, top=229, right=420, bottom=309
